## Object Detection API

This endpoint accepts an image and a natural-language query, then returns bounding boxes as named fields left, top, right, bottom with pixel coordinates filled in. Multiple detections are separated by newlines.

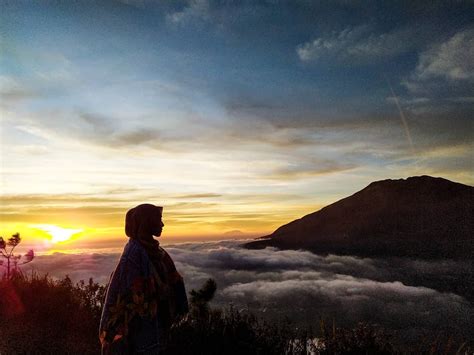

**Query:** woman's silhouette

left=99, top=204, right=188, bottom=354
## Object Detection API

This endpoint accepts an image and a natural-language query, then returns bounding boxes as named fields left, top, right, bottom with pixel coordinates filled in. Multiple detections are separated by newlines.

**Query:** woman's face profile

left=152, top=214, right=165, bottom=237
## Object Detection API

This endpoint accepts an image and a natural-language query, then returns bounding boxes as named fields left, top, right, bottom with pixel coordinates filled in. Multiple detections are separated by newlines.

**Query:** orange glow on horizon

left=0, top=200, right=323, bottom=252
left=0, top=221, right=268, bottom=252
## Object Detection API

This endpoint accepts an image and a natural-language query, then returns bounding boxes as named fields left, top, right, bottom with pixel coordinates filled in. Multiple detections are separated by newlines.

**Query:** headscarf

left=125, top=204, right=164, bottom=276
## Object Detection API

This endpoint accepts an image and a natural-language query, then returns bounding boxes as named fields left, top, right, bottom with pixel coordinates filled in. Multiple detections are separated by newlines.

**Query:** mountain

left=244, top=176, right=474, bottom=259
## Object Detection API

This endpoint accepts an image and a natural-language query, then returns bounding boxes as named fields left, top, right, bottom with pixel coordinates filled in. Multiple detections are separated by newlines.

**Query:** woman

left=100, top=204, right=188, bottom=354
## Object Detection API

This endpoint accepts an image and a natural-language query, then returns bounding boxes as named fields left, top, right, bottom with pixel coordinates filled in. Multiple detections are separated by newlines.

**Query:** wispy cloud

left=166, top=0, right=211, bottom=25
left=174, top=193, right=222, bottom=199
left=297, top=26, right=420, bottom=64
left=402, top=27, right=474, bottom=99
left=413, top=28, right=474, bottom=82
left=264, top=160, right=356, bottom=181
left=0, top=76, right=39, bottom=106
left=0, top=193, right=129, bottom=206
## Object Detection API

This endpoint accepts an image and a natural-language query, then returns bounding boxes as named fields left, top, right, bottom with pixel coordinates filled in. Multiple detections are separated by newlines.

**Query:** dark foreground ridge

left=244, top=175, right=474, bottom=259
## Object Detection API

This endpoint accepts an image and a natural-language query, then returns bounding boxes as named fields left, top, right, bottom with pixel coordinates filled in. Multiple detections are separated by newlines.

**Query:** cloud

left=447, top=96, right=474, bottom=103
left=25, top=240, right=474, bottom=341
left=6, top=100, right=405, bottom=170
left=174, top=193, right=222, bottom=199
left=296, top=26, right=418, bottom=64
left=297, top=26, right=366, bottom=62
left=166, top=0, right=211, bottom=25
left=0, top=207, right=126, bottom=228
left=0, top=193, right=129, bottom=206
left=29, top=252, right=120, bottom=285
left=7, top=108, right=170, bottom=153
left=0, top=76, right=39, bottom=107
left=77, top=111, right=169, bottom=149
left=413, top=28, right=474, bottom=82
left=168, top=242, right=474, bottom=341
left=221, top=277, right=471, bottom=336
left=4, top=73, right=468, bottom=183
left=265, top=160, right=356, bottom=180
left=402, top=28, right=474, bottom=104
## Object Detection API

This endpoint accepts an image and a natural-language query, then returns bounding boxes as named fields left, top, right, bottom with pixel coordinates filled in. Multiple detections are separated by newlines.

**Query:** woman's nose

left=161, top=221, right=164, bottom=227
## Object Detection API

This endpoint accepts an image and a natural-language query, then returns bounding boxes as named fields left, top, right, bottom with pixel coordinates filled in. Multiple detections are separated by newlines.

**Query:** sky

left=1, top=1, right=473, bottom=250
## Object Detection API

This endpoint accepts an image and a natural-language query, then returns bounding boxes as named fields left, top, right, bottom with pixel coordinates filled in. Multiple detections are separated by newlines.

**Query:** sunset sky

left=1, top=1, right=473, bottom=250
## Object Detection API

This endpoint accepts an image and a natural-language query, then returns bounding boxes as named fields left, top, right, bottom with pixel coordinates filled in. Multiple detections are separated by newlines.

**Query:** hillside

left=244, top=176, right=474, bottom=259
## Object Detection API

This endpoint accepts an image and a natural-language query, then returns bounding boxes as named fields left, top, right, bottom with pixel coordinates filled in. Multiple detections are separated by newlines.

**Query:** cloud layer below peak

left=26, top=240, right=474, bottom=344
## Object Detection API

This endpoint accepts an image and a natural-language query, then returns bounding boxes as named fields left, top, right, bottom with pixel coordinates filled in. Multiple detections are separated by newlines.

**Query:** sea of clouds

left=26, top=240, right=473, bottom=343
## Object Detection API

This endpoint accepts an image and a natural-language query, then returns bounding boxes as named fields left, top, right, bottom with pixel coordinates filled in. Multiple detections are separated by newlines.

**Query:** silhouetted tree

left=0, top=233, right=35, bottom=279
left=189, top=278, right=217, bottom=318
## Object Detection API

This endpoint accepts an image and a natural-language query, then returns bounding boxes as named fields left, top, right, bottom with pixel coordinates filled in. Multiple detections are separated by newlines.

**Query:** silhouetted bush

left=0, top=272, right=105, bottom=354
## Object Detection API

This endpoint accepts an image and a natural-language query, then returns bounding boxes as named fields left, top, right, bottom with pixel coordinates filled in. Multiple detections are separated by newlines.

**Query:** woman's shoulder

left=121, top=239, right=149, bottom=265
left=122, top=238, right=147, bottom=253
left=158, top=246, right=177, bottom=271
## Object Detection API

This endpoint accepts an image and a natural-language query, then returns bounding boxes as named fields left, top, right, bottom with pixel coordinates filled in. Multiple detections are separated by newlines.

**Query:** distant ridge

left=244, top=176, right=474, bottom=259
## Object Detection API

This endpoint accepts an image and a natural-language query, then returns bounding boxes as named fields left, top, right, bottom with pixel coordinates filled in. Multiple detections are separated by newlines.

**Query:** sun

left=34, top=224, right=84, bottom=243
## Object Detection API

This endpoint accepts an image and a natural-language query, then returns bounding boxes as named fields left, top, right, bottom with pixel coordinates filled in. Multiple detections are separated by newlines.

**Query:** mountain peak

left=366, top=175, right=457, bottom=188
left=245, top=176, right=473, bottom=259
